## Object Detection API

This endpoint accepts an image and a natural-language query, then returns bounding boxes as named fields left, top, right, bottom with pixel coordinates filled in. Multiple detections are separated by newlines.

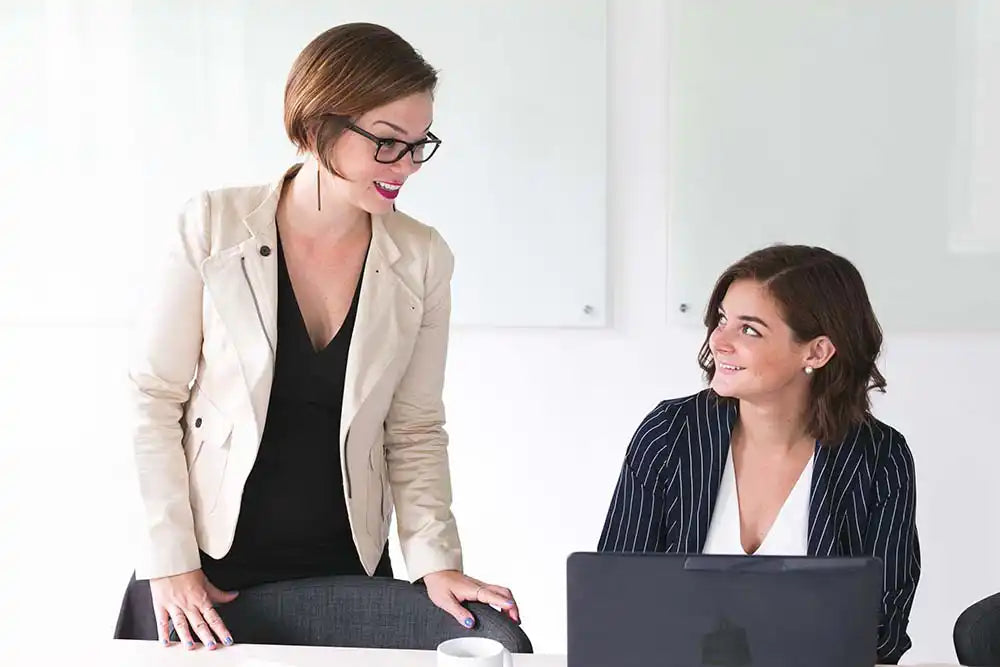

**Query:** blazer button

left=194, top=417, right=203, bottom=428
left=260, top=245, right=272, bottom=257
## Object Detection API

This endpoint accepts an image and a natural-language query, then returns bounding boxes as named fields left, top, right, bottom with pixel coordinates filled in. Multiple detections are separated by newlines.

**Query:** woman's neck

left=735, top=390, right=813, bottom=454
left=278, top=158, right=370, bottom=243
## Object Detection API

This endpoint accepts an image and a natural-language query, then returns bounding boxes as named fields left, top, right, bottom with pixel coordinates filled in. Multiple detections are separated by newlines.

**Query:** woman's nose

left=710, top=326, right=735, bottom=353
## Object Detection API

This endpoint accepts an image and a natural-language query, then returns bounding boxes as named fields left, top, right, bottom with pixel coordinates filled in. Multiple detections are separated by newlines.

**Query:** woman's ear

left=804, top=336, right=836, bottom=370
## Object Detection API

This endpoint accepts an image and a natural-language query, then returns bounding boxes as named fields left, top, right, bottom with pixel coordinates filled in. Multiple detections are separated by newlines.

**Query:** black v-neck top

left=200, top=229, right=374, bottom=590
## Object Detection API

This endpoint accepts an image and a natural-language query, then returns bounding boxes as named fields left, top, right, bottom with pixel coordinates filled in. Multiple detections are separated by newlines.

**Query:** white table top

left=5, top=640, right=955, bottom=667
left=10, top=640, right=565, bottom=666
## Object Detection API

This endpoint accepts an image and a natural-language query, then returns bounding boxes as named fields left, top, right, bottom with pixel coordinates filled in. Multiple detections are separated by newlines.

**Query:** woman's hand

left=148, top=569, right=238, bottom=649
left=423, top=569, right=520, bottom=628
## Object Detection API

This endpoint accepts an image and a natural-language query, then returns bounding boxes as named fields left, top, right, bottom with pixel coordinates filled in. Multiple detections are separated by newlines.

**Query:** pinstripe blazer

left=598, top=389, right=920, bottom=664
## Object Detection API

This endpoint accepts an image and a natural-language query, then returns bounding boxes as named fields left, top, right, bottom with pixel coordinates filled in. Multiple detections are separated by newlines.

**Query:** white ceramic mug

left=436, top=637, right=514, bottom=667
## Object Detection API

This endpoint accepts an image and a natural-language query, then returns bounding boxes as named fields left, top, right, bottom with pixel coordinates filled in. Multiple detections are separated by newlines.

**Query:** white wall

left=438, top=3, right=1000, bottom=662
left=1, top=1, right=998, bottom=664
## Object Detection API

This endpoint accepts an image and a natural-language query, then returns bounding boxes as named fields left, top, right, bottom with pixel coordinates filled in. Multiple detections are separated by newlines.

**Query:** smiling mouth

left=718, top=363, right=745, bottom=371
left=374, top=180, right=402, bottom=199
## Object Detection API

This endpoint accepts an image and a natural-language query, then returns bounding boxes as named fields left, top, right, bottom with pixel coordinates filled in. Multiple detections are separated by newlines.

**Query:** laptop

left=566, top=552, right=882, bottom=667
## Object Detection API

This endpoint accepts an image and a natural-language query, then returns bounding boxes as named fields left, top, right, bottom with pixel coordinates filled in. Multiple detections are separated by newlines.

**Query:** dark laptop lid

left=567, top=553, right=882, bottom=667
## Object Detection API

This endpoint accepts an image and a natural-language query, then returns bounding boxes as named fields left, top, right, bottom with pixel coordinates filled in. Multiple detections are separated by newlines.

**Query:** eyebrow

left=718, top=306, right=771, bottom=330
left=372, top=120, right=433, bottom=137
left=739, top=315, right=770, bottom=329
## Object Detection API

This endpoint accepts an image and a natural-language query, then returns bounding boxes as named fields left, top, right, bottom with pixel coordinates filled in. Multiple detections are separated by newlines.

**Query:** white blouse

left=702, top=446, right=813, bottom=556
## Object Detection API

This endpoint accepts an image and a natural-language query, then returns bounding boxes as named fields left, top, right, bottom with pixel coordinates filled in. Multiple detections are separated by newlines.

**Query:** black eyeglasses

left=346, top=124, right=442, bottom=164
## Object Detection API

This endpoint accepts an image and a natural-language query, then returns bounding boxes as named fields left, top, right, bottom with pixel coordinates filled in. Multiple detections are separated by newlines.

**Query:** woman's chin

left=710, top=376, right=743, bottom=399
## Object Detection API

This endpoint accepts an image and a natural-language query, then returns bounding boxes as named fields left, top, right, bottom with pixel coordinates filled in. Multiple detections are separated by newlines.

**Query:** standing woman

left=116, top=22, right=518, bottom=649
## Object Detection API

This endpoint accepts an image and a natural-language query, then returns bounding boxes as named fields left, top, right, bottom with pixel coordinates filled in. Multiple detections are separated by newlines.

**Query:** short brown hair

left=283, top=23, right=438, bottom=174
left=697, top=244, right=887, bottom=445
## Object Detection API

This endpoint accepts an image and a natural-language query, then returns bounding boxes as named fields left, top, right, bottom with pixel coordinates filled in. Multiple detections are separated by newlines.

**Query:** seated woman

left=598, top=244, right=920, bottom=665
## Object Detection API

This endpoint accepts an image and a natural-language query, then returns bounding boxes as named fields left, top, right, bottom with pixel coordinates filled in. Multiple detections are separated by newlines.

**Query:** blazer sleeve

left=383, top=226, right=463, bottom=582
left=126, top=193, right=210, bottom=580
left=866, top=433, right=921, bottom=664
left=598, top=403, right=674, bottom=552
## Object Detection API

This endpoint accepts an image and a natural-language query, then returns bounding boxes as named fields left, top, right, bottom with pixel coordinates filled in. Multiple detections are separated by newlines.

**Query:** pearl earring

left=804, top=366, right=814, bottom=375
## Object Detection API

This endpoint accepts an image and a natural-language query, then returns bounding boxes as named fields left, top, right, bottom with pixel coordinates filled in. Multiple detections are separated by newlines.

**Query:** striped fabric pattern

left=598, top=389, right=921, bottom=664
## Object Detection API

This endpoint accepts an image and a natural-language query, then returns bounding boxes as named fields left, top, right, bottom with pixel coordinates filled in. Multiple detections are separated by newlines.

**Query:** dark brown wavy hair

left=698, top=244, right=887, bottom=445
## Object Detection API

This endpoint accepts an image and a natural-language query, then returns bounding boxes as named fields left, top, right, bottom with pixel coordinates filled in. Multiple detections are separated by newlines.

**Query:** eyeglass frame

left=345, top=123, right=442, bottom=164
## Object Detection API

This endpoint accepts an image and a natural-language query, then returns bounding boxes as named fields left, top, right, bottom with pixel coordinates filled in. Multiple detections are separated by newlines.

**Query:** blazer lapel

left=696, top=395, right=738, bottom=552
left=808, top=443, right=835, bottom=555
left=808, top=427, right=865, bottom=555
left=200, top=176, right=281, bottom=441
left=339, top=214, right=416, bottom=457
left=239, top=197, right=279, bottom=350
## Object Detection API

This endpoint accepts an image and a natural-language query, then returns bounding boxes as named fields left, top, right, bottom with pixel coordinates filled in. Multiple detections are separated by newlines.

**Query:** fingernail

left=185, top=641, right=193, bottom=648
left=207, top=641, right=216, bottom=649
left=161, top=639, right=169, bottom=646
left=506, top=599, right=515, bottom=606
left=463, top=618, right=474, bottom=628
left=224, top=637, right=233, bottom=646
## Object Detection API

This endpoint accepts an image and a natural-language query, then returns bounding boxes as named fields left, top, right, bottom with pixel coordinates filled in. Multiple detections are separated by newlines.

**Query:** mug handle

left=502, top=647, right=513, bottom=667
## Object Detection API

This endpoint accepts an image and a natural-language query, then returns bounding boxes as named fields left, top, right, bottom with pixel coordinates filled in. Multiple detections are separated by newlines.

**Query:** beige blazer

left=128, top=164, right=462, bottom=582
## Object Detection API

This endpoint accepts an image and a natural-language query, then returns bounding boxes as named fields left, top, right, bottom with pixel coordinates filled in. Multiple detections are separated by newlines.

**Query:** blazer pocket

left=367, top=443, right=391, bottom=537
left=182, top=392, right=233, bottom=515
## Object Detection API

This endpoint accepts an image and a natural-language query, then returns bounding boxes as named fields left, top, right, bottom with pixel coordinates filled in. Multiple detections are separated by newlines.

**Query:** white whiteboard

left=0, top=0, right=607, bottom=328
left=666, top=0, right=1000, bottom=332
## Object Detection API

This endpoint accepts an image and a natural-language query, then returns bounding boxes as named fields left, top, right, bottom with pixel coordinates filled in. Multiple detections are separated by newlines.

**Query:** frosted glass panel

left=666, top=0, right=1000, bottom=332
left=949, top=0, right=1000, bottom=254
left=0, top=0, right=608, bottom=327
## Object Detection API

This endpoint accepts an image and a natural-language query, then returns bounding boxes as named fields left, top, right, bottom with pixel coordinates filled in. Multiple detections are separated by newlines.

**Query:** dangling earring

left=804, top=366, right=814, bottom=375
left=316, top=162, right=322, bottom=211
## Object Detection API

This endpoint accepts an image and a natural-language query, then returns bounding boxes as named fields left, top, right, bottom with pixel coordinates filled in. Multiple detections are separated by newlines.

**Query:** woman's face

left=323, top=90, right=436, bottom=216
left=708, top=279, right=823, bottom=401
